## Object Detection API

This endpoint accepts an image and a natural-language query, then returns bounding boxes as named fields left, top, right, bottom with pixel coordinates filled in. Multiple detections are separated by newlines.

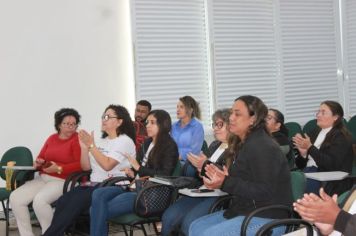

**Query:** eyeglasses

left=101, top=115, right=119, bottom=121
left=315, top=110, right=332, bottom=117
left=61, top=122, right=77, bottom=128
left=212, top=121, right=224, bottom=129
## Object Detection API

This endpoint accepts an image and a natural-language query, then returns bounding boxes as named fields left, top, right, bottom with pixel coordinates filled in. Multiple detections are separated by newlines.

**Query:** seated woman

left=189, top=95, right=293, bottom=236
left=10, top=108, right=82, bottom=236
left=90, top=109, right=179, bottom=236
left=161, top=108, right=233, bottom=236
left=266, top=108, right=295, bottom=169
left=43, top=104, right=136, bottom=236
left=293, top=100, right=353, bottom=195
left=171, top=95, right=204, bottom=176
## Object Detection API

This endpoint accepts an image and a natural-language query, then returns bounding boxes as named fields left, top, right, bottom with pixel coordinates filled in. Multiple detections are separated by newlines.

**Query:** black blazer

left=296, top=127, right=353, bottom=195
left=221, top=127, right=293, bottom=219
left=136, top=137, right=179, bottom=177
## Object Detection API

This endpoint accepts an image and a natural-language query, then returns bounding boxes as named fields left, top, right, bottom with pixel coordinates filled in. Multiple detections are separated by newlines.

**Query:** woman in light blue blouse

left=171, top=95, right=204, bottom=176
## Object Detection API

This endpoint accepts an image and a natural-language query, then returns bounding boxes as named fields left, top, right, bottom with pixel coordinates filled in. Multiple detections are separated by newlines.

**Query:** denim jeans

left=161, top=196, right=217, bottom=236
left=189, top=211, right=285, bottom=236
left=303, top=166, right=321, bottom=194
left=90, top=186, right=134, bottom=236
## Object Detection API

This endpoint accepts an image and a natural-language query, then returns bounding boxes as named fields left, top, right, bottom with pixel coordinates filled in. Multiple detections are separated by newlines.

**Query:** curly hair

left=101, top=105, right=136, bottom=143
left=54, top=108, right=81, bottom=133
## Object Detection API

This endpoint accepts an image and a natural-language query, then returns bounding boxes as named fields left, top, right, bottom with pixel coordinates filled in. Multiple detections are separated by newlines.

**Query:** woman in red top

left=10, top=108, right=82, bottom=236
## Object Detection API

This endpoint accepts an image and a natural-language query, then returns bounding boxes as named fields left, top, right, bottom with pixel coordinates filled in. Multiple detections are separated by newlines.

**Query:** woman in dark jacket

left=189, top=95, right=293, bottom=236
left=266, top=108, right=295, bottom=169
left=293, top=100, right=353, bottom=195
left=90, top=109, right=179, bottom=236
left=161, top=108, right=233, bottom=236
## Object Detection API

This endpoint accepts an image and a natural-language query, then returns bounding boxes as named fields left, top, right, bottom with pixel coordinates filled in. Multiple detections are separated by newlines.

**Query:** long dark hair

left=146, top=109, right=173, bottom=167
left=213, top=108, right=235, bottom=168
left=101, top=105, right=136, bottom=143
left=179, top=95, right=201, bottom=120
left=228, top=95, right=268, bottom=158
left=321, top=101, right=351, bottom=147
left=269, top=108, right=289, bottom=136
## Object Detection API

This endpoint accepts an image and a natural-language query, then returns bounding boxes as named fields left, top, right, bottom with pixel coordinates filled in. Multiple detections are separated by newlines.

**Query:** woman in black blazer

left=293, top=100, right=353, bottom=195
left=161, top=108, right=233, bottom=236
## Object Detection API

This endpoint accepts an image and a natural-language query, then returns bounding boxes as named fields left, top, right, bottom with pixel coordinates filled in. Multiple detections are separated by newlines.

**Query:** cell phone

left=200, top=160, right=223, bottom=178
left=191, top=189, right=214, bottom=193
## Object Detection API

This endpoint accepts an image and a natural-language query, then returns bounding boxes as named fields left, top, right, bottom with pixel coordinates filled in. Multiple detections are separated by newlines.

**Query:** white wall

left=0, top=0, right=135, bottom=184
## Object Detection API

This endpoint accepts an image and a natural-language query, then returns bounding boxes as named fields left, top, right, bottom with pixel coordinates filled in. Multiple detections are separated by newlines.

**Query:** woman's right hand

left=187, top=152, right=207, bottom=171
left=122, top=167, right=135, bottom=178
left=34, top=158, right=45, bottom=168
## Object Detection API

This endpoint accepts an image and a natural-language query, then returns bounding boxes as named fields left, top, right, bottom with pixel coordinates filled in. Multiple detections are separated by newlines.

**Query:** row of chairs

left=285, top=115, right=356, bottom=142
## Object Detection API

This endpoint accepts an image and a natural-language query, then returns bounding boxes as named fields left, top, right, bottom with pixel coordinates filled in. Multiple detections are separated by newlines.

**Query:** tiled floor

left=0, top=219, right=158, bottom=236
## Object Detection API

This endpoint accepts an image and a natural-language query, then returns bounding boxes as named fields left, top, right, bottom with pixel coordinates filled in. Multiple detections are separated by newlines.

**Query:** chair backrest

left=0, top=146, right=33, bottom=180
left=290, top=171, right=306, bottom=201
left=172, top=161, right=182, bottom=177
left=285, top=122, right=302, bottom=140
left=347, top=115, right=356, bottom=143
left=302, top=119, right=317, bottom=134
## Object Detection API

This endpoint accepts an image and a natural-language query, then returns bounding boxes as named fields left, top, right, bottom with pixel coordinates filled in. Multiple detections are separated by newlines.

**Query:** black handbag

left=135, top=180, right=175, bottom=217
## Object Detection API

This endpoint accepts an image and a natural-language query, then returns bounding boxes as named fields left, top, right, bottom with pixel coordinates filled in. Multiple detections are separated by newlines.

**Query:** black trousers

left=43, top=185, right=98, bottom=236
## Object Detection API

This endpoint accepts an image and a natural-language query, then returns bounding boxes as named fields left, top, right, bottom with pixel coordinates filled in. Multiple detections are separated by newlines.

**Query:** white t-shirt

left=89, top=134, right=136, bottom=182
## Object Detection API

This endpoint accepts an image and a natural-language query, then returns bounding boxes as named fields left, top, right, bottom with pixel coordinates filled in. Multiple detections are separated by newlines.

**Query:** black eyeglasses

left=101, top=115, right=119, bottom=121
left=212, top=121, right=224, bottom=129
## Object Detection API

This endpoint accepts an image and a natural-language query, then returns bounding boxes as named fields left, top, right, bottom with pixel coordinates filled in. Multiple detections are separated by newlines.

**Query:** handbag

left=135, top=179, right=175, bottom=217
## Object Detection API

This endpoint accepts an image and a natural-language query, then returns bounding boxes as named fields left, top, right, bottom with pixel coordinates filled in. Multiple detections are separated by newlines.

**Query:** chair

left=302, top=119, right=317, bottom=134
left=109, top=161, right=182, bottom=236
left=347, top=115, right=356, bottom=143
left=0, top=146, right=34, bottom=236
left=285, top=122, right=302, bottom=140
left=255, top=218, right=314, bottom=236
left=240, top=171, right=306, bottom=236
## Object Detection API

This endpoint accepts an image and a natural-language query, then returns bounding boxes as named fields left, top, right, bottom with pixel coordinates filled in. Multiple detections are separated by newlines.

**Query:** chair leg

left=122, top=225, right=129, bottom=236
left=4, top=200, right=10, bottom=236
left=141, top=223, right=148, bottom=236
left=153, top=222, right=160, bottom=235
left=130, top=225, right=134, bottom=236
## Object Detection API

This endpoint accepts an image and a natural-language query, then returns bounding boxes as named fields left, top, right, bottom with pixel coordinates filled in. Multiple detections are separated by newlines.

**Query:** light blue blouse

left=171, top=117, right=204, bottom=162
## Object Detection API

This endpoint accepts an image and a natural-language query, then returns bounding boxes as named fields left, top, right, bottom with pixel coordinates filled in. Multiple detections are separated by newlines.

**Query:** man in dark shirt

left=134, top=100, right=151, bottom=151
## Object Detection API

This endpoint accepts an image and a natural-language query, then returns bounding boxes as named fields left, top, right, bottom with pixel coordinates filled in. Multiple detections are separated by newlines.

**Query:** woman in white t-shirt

left=43, top=104, right=136, bottom=236
left=90, top=109, right=179, bottom=236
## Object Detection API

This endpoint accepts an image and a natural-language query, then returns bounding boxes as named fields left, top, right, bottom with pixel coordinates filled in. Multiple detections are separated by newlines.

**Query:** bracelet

left=89, top=143, right=94, bottom=151
left=57, top=166, right=63, bottom=174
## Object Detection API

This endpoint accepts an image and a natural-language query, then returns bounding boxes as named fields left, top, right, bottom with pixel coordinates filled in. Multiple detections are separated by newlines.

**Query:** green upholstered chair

left=109, top=160, right=181, bottom=236
left=302, top=119, right=317, bottom=135
left=0, top=146, right=33, bottom=236
left=347, top=115, right=356, bottom=143
left=285, top=122, right=302, bottom=140
left=290, top=171, right=306, bottom=201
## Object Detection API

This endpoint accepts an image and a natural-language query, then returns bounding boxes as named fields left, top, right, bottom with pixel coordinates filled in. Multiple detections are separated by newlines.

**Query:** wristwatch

left=57, top=166, right=63, bottom=174
left=89, top=143, right=94, bottom=150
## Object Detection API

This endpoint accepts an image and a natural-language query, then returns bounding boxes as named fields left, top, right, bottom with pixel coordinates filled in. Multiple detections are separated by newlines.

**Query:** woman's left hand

left=203, top=164, right=228, bottom=189
left=42, top=161, right=59, bottom=173
left=123, top=153, right=140, bottom=171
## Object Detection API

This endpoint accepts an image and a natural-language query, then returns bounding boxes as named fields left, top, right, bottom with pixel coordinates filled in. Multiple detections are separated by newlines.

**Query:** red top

left=37, top=132, right=82, bottom=179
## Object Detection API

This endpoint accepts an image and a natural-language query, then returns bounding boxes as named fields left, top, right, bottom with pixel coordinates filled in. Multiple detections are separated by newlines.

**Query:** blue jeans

left=90, top=186, right=135, bottom=236
left=189, top=211, right=285, bottom=236
left=161, top=196, right=217, bottom=236
left=303, top=166, right=321, bottom=194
